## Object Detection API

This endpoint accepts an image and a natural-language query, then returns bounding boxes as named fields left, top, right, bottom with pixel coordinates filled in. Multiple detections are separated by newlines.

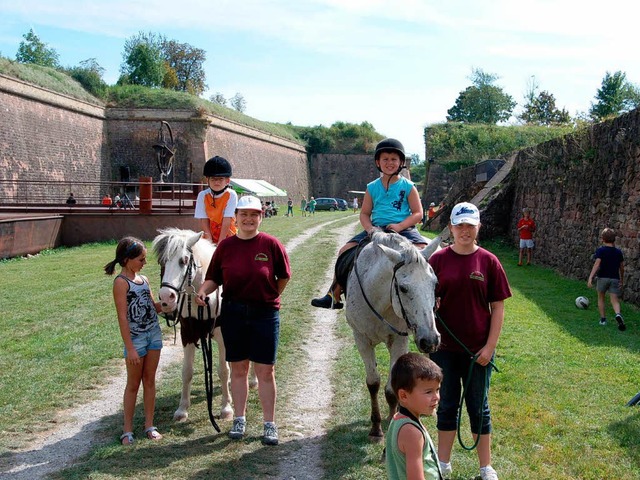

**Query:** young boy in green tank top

left=386, top=353, right=443, bottom=480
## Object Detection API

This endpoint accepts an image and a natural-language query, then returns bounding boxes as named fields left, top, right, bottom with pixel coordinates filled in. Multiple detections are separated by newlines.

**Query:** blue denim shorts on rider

left=124, top=323, right=163, bottom=358
left=596, top=277, right=621, bottom=295
left=219, top=300, right=280, bottom=365
left=430, top=350, right=493, bottom=435
left=349, top=226, right=427, bottom=245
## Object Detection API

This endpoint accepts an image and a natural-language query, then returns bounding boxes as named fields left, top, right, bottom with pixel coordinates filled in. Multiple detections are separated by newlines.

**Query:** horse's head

left=152, top=228, right=213, bottom=315
left=374, top=233, right=441, bottom=353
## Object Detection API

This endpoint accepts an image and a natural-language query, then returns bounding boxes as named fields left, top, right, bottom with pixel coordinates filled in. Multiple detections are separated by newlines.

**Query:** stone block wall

left=0, top=75, right=108, bottom=203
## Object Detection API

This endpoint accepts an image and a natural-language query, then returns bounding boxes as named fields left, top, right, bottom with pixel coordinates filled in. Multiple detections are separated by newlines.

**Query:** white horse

left=345, top=230, right=441, bottom=440
left=152, top=228, right=250, bottom=422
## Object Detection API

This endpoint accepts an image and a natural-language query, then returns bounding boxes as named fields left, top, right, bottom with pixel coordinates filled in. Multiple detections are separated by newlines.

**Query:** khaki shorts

left=596, top=277, right=621, bottom=295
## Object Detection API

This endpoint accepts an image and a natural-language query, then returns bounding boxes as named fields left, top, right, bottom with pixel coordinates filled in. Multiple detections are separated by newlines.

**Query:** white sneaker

left=439, top=461, right=452, bottom=479
left=480, top=465, right=499, bottom=480
left=229, top=417, right=246, bottom=440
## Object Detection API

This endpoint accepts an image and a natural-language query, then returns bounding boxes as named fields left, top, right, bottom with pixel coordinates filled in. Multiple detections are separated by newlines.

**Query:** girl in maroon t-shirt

left=428, top=202, right=511, bottom=480
left=197, top=195, right=291, bottom=447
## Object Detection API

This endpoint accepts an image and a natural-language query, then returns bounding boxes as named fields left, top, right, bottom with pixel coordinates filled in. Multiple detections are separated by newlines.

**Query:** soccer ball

left=575, top=296, right=589, bottom=309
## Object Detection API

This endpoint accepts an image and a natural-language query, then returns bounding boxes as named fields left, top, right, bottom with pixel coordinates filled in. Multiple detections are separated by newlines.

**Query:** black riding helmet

left=203, top=156, right=232, bottom=178
left=374, top=138, right=406, bottom=174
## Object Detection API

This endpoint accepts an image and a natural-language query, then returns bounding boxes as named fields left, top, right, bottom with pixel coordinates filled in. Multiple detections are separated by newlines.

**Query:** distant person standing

left=300, top=197, right=307, bottom=217
left=308, top=196, right=317, bottom=215
left=66, top=193, right=77, bottom=205
left=286, top=198, right=294, bottom=217
left=587, top=228, right=626, bottom=330
left=427, top=202, right=444, bottom=220
left=102, top=194, right=113, bottom=206
left=517, top=208, right=536, bottom=266
left=352, top=197, right=358, bottom=212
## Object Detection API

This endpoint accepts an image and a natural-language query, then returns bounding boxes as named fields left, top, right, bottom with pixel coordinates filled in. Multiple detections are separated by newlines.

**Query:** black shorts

left=219, top=300, right=280, bottom=365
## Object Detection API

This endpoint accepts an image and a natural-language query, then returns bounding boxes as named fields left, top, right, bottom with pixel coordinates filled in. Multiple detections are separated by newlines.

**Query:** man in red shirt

left=517, top=208, right=536, bottom=266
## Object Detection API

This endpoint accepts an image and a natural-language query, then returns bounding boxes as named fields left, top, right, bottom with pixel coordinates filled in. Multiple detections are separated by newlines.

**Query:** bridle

left=160, top=247, right=220, bottom=330
left=353, top=242, right=420, bottom=337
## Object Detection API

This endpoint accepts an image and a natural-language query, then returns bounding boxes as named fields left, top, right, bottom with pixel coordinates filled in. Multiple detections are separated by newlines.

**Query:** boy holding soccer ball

left=587, top=228, right=626, bottom=330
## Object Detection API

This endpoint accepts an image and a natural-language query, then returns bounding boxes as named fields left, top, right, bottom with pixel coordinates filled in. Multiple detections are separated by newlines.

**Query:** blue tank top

left=368, top=176, right=414, bottom=226
left=117, top=275, right=159, bottom=335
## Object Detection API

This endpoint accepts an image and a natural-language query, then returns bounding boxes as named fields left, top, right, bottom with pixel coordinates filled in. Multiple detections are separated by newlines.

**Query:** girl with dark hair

left=104, top=237, right=163, bottom=445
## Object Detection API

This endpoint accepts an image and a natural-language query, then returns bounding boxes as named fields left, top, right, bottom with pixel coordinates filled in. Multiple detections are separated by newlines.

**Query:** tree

left=590, top=71, right=640, bottom=120
left=209, top=92, right=227, bottom=106
left=447, top=68, right=516, bottom=124
left=230, top=93, right=247, bottom=113
left=15, top=29, right=60, bottom=68
left=161, top=40, right=207, bottom=95
left=66, top=58, right=107, bottom=98
left=519, top=79, right=571, bottom=125
left=119, top=32, right=165, bottom=87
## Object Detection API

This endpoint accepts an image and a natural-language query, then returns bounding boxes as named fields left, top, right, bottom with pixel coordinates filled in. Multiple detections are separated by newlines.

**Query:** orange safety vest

left=204, top=190, right=237, bottom=243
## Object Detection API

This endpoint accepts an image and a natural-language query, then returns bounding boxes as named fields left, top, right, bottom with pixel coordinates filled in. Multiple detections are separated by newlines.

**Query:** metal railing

left=0, top=179, right=202, bottom=212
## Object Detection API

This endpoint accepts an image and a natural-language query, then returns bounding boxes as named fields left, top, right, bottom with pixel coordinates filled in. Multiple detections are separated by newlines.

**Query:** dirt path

left=1, top=218, right=358, bottom=480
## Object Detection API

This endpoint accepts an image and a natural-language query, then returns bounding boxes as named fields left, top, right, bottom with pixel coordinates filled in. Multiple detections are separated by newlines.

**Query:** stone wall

left=0, top=74, right=108, bottom=202
left=1, top=76, right=310, bottom=205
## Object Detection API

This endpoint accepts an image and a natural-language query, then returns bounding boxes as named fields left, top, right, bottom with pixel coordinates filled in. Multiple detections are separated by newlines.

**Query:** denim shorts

left=219, top=300, right=280, bottom=365
left=596, top=277, right=621, bottom=295
left=519, top=239, right=534, bottom=249
left=349, top=226, right=427, bottom=245
left=430, top=350, right=493, bottom=435
left=124, top=323, right=163, bottom=358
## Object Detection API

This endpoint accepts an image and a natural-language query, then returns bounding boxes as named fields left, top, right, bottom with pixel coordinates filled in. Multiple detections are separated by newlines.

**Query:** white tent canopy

left=230, top=179, right=288, bottom=197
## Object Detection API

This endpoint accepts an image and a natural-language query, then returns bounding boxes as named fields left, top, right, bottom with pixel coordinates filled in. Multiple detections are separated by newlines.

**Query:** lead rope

left=435, top=311, right=498, bottom=450
left=198, top=301, right=220, bottom=433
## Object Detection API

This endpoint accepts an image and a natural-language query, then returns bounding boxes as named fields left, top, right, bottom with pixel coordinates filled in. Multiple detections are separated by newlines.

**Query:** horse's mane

left=152, top=227, right=213, bottom=265
left=370, top=229, right=425, bottom=265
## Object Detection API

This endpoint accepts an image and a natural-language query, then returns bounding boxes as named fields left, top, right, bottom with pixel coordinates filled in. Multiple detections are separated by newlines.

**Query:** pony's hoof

left=368, top=434, right=384, bottom=443
left=219, top=409, right=233, bottom=421
left=173, top=411, right=189, bottom=422
left=249, top=379, right=259, bottom=390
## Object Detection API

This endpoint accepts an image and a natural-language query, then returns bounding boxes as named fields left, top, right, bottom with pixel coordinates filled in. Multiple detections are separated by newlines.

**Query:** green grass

left=0, top=57, right=104, bottom=104
left=2, top=222, right=640, bottom=479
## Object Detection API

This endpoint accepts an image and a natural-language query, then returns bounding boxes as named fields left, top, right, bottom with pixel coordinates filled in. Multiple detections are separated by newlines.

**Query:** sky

left=1, top=0, right=639, bottom=159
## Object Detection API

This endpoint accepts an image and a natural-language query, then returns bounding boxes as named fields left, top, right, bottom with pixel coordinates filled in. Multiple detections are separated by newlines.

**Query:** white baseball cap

left=450, top=202, right=480, bottom=226
left=236, top=195, right=262, bottom=211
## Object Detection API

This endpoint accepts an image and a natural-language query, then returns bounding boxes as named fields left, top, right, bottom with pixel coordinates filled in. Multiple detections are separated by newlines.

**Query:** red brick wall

left=0, top=76, right=108, bottom=203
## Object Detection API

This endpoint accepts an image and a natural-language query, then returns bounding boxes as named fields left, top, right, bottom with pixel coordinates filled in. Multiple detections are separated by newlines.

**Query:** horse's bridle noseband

left=353, top=243, right=419, bottom=336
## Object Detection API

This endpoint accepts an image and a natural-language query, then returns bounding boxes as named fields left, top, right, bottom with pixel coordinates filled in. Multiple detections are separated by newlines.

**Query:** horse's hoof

left=219, top=409, right=233, bottom=421
left=368, top=434, right=384, bottom=443
left=173, top=411, right=189, bottom=422
left=249, top=380, right=259, bottom=390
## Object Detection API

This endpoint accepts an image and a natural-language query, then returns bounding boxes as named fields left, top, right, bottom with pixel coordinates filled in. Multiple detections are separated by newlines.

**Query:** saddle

left=334, top=237, right=371, bottom=294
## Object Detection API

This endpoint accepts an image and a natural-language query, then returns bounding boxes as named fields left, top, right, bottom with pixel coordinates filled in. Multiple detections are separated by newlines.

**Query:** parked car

left=335, top=198, right=348, bottom=211
left=314, top=197, right=339, bottom=211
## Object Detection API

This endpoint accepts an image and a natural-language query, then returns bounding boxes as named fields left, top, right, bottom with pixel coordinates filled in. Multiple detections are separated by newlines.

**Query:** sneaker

left=480, top=465, right=499, bottom=480
left=311, top=293, right=343, bottom=309
left=439, top=461, right=452, bottom=479
left=229, top=417, right=246, bottom=440
left=599, top=318, right=607, bottom=326
left=262, top=422, right=278, bottom=445
left=615, top=314, right=627, bottom=331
